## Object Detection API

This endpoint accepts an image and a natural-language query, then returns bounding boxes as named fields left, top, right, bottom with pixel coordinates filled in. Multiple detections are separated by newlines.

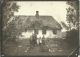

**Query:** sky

left=14, top=1, right=69, bottom=24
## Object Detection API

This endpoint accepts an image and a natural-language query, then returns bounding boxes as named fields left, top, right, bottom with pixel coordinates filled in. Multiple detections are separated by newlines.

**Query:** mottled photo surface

left=2, top=1, right=79, bottom=57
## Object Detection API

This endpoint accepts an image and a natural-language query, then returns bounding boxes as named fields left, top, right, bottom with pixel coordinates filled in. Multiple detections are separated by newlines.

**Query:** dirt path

left=2, top=38, right=76, bottom=56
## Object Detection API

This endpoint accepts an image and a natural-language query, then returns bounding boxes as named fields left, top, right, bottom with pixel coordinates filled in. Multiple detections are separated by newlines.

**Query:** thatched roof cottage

left=14, top=11, right=62, bottom=39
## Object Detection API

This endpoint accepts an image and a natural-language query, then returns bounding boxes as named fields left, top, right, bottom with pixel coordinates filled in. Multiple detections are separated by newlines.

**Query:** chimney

left=35, top=11, right=39, bottom=18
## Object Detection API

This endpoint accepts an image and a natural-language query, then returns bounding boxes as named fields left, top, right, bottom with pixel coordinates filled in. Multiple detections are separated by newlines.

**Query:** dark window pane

left=53, top=30, right=57, bottom=34
left=34, top=30, right=38, bottom=34
left=42, top=30, right=46, bottom=34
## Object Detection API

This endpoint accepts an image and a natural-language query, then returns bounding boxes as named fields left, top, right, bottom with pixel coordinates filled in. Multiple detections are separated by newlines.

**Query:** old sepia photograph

left=1, top=0, right=79, bottom=57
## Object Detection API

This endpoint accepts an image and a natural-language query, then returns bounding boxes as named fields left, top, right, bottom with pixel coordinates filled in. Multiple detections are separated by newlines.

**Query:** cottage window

left=53, top=30, right=57, bottom=34
left=42, top=29, right=46, bottom=34
left=34, top=29, right=38, bottom=34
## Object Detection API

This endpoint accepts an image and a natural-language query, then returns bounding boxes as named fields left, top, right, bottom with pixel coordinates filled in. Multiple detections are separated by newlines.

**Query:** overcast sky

left=14, top=1, right=69, bottom=24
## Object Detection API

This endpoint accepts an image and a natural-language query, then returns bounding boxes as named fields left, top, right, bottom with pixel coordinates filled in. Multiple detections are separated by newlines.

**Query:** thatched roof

left=14, top=15, right=62, bottom=30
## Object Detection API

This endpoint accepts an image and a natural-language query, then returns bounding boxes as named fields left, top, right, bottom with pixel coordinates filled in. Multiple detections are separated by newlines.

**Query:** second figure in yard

left=30, top=34, right=45, bottom=47
left=37, top=35, right=45, bottom=46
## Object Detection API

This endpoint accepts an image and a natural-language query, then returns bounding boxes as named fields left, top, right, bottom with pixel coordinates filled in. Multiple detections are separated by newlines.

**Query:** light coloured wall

left=18, top=30, right=56, bottom=39
left=44, top=30, right=56, bottom=38
left=19, top=30, right=34, bottom=39
left=37, top=30, right=56, bottom=38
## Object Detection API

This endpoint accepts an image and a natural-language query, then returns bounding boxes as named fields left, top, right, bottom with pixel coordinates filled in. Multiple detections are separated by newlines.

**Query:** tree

left=66, top=1, right=78, bottom=30
left=2, top=0, right=19, bottom=30
left=66, top=1, right=79, bottom=47
left=2, top=1, right=19, bottom=41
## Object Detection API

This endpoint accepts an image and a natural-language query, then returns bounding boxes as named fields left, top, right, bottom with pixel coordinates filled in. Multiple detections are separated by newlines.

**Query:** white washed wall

left=19, top=30, right=56, bottom=39
left=19, top=30, right=34, bottom=39
left=44, top=30, right=56, bottom=38
left=37, top=30, right=56, bottom=38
